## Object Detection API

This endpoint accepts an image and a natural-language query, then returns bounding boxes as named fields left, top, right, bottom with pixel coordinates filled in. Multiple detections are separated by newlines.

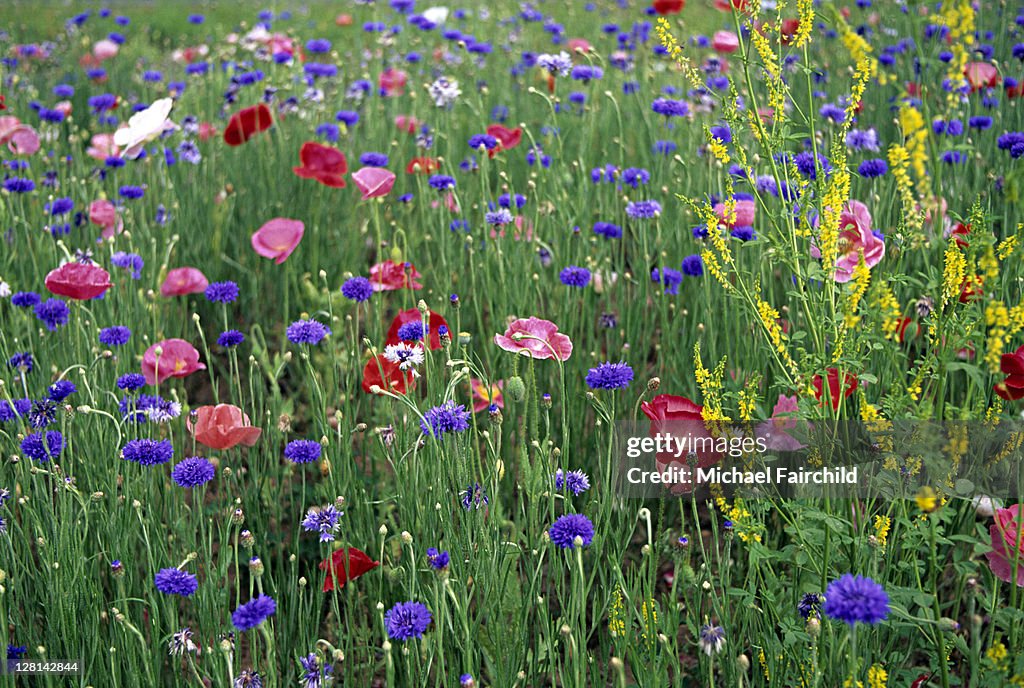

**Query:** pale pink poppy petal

left=352, top=167, right=396, bottom=200
left=251, top=217, right=305, bottom=264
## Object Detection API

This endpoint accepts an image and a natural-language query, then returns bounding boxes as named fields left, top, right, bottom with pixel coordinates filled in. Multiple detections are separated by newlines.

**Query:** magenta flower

left=713, top=199, right=755, bottom=228
left=494, top=317, right=573, bottom=361
left=352, top=166, right=396, bottom=200
left=142, top=339, right=206, bottom=385
left=251, top=217, right=305, bottom=264
left=812, top=200, right=885, bottom=283
left=161, top=267, right=209, bottom=297
left=988, top=504, right=1024, bottom=586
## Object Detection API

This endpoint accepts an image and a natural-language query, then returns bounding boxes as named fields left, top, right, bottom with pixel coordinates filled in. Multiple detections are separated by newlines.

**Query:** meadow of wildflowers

left=2, top=0, right=1024, bottom=685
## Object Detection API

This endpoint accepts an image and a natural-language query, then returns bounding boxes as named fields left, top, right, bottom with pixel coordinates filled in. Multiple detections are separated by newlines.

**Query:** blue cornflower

left=28, top=399, right=58, bottom=428
left=7, top=352, right=33, bottom=372
left=426, top=548, right=450, bottom=570
left=284, top=440, right=322, bottom=464
left=731, top=226, right=756, bottom=241
left=11, top=292, right=41, bottom=308
left=653, top=140, right=678, bottom=156
left=844, top=128, right=879, bottom=151
left=467, top=134, right=498, bottom=150
left=121, top=438, right=173, bottom=466
left=485, top=208, right=513, bottom=226
left=651, top=98, right=689, bottom=118
left=232, top=595, right=277, bottom=631
left=625, top=200, right=662, bottom=219
left=286, top=319, right=329, bottom=346
left=3, top=178, right=35, bottom=193
left=559, top=266, right=591, bottom=288
left=335, top=110, right=359, bottom=126
left=397, top=321, right=427, bottom=342
left=205, top=281, right=239, bottom=303
left=20, top=431, right=64, bottom=462
left=593, top=222, right=622, bottom=239
left=941, top=150, right=966, bottom=164
left=154, top=568, right=199, bottom=597
left=171, top=457, right=215, bottom=488
left=585, top=362, right=633, bottom=390
left=549, top=513, right=595, bottom=549
left=621, top=168, right=650, bottom=188
left=301, top=504, right=342, bottom=542
left=34, top=299, right=70, bottom=331
left=570, top=65, right=603, bottom=81
left=968, top=116, right=992, bottom=131
left=651, top=267, right=683, bottom=295
left=554, top=468, right=591, bottom=495
left=45, top=197, right=74, bottom=216
left=0, top=399, right=31, bottom=423
left=359, top=152, right=389, bottom=167
left=47, top=380, right=76, bottom=402
left=682, top=254, right=704, bottom=277
left=99, top=326, right=132, bottom=346
left=299, top=653, right=332, bottom=687
left=498, top=193, right=527, bottom=209
left=218, top=330, right=245, bottom=347
left=117, top=373, right=147, bottom=391
left=384, top=601, right=432, bottom=641
left=315, top=123, right=340, bottom=142
left=341, top=276, right=373, bottom=302
left=306, top=38, right=332, bottom=53
left=428, top=174, right=457, bottom=190
left=858, top=158, right=888, bottom=178
left=118, top=185, right=145, bottom=199
left=462, top=482, right=488, bottom=510
left=420, top=401, right=471, bottom=438
left=798, top=592, right=823, bottom=620
left=822, top=574, right=889, bottom=625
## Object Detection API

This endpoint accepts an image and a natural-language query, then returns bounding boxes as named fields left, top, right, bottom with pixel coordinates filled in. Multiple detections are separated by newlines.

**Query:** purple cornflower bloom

left=549, top=513, right=595, bottom=549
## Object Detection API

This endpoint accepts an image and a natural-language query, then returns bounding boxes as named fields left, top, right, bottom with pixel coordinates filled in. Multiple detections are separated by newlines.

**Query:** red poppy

left=486, top=124, right=522, bottom=156
left=44, top=262, right=113, bottom=300
left=959, top=275, right=984, bottom=303
left=223, top=103, right=273, bottom=146
left=910, top=675, right=931, bottom=688
left=379, top=68, right=407, bottom=97
left=995, top=344, right=1024, bottom=401
left=894, top=317, right=920, bottom=344
left=292, top=141, right=348, bottom=187
left=812, top=368, right=857, bottom=412
left=640, top=394, right=719, bottom=493
left=964, top=62, right=999, bottom=92
left=950, top=222, right=970, bottom=249
left=406, top=156, right=440, bottom=174
left=395, top=115, right=420, bottom=134
left=319, top=547, right=380, bottom=591
left=386, top=308, right=450, bottom=351
left=652, top=0, right=685, bottom=14
left=361, top=354, right=413, bottom=394
left=713, top=0, right=746, bottom=10
left=780, top=18, right=801, bottom=45
left=369, top=260, right=423, bottom=291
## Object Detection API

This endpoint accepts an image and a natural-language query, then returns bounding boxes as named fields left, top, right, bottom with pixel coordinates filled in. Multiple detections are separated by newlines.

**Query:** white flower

left=422, top=6, right=449, bottom=24
left=113, top=98, right=177, bottom=159
left=429, top=77, right=461, bottom=108
left=383, top=343, right=425, bottom=371
left=0, top=281, right=11, bottom=298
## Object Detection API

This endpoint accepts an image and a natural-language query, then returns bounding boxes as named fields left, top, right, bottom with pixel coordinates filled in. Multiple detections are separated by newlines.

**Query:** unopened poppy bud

left=298, top=576, right=307, bottom=587
left=379, top=524, right=388, bottom=536
left=737, top=654, right=751, bottom=672
left=417, top=299, right=429, bottom=316
left=648, top=377, right=661, bottom=391
left=506, top=376, right=526, bottom=402
left=401, top=531, right=413, bottom=545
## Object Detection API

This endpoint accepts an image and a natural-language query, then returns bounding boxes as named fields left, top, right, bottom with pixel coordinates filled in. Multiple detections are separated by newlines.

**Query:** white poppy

left=113, top=98, right=176, bottom=159
left=422, top=6, right=449, bottom=24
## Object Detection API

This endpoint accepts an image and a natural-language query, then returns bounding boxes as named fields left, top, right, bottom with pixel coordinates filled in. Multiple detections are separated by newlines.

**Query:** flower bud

left=506, top=376, right=526, bottom=402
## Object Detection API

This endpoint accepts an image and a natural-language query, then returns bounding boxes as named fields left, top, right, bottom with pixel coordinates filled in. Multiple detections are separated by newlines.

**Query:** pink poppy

left=44, top=262, right=113, bottom=300
left=198, top=122, right=218, bottom=141
left=4, top=124, right=39, bottom=156
left=825, top=200, right=886, bottom=283
left=93, top=38, right=120, bottom=61
left=494, top=317, right=573, bottom=361
left=142, top=339, right=206, bottom=385
left=292, top=141, right=348, bottom=188
left=965, top=62, right=999, bottom=92
left=987, top=504, right=1024, bottom=586
left=712, top=31, right=739, bottom=53
left=89, top=199, right=123, bottom=239
left=86, top=132, right=120, bottom=161
left=352, top=167, right=396, bottom=200
left=379, top=68, right=408, bottom=96
left=756, top=395, right=806, bottom=451
left=0, top=116, right=21, bottom=141
left=161, top=267, right=209, bottom=297
left=394, top=115, right=420, bottom=134
left=189, top=404, right=262, bottom=451
left=369, top=260, right=423, bottom=291
left=471, top=379, right=504, bottom=412
left=567, top=38, right=592, bottom=53
left=713, top=199, right=756, bottom=227
left=251, top=218, right=305, bottom=264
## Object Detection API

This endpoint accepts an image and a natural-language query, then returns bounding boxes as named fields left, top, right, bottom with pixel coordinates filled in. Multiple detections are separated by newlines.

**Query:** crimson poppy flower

left=486, top=124, right=522, bottom=156
left=780, top=18, right=801, bottom=45
left=653, top=0, right=685, bottom=14
left=319, top=547, right=380, bottom=591
left=406, top=157, right=440, bottom=174
left=369, top=260, right=423, bottom=291
left=292, top=141, right=347, bottom=187
left=386, top=308, right=450, bottom=351
left=812, top=368, right=857, bottom=412
left=894, top=317, right=920, bottom=344
left=950, top=222, right=970, bottom=249
left=188, top=404, right=262, bottom=450
left=995, top=344, right=1024, bottom=401
left=959, top=275, right=984, bottom=304
left=361, top=354, right=413, bottom=394
left=44, top=262, right=113, bottom=300
left=223, top=103, right=273, bottom=146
